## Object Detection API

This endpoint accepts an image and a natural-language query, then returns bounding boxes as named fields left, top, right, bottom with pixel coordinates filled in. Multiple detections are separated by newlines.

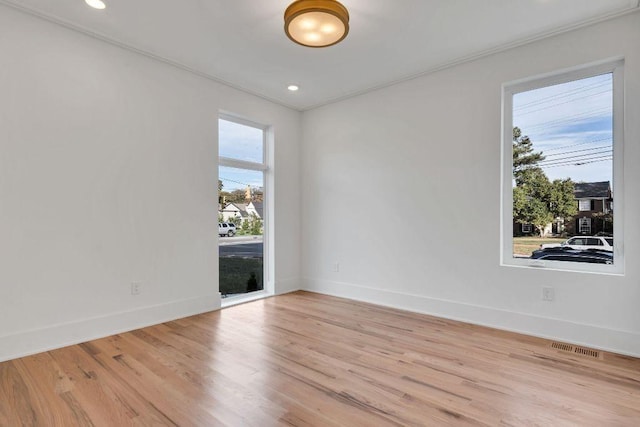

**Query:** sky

left=219, top=119, right=264, bottom=192
left=513, top=73, right=613, bottom=185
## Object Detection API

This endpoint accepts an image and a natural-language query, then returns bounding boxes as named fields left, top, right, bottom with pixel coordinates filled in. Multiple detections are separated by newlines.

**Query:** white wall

left=0, top=5, right=301, bottom=362
left=301, top=12, right=640, bottom=356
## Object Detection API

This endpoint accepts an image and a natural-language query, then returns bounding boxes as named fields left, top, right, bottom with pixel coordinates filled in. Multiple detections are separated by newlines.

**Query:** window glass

left=578, top=200, right=591, bottom=211
left=218, top=115, right=267, bottom=299
left=579, top=218, right=592, bottom=235
left=505, top=63, right=624, bottom=272
left=219, top=118, right=264, bottom=163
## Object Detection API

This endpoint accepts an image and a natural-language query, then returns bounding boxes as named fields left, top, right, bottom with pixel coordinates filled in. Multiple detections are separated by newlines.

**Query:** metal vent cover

left=574, top=346, right=600, bottom=359
left=551, top=342, right=602, bottom=359
left=551, top=342, right=574, bottom=352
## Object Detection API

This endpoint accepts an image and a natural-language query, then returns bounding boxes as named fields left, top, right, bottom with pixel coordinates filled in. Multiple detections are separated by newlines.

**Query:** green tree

left=220, top=189, right=248, bottom=204
left=512, top=127, right=575, bottom=237
left=513, top=168, right=554, bottom=236
left=218, top=180, right=225, bottom=206
left=246, top=272, right=259, bottom=293
left=226, top=216, right=241, bottom=227
left=247, top=213, right=263, bottom=235
left=513, top=186, right=554, bottom=236
left=592, top=211, right=613, bottom=234
left=513, top=127, right=545, bottom=185
left=549, top=178, right=577, bottom=220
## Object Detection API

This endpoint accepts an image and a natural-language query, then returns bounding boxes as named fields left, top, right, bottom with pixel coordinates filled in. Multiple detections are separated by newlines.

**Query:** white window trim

left=500, top=58, right=624, bottom=275
left=218, top=113, right=275, bottom=301
left=579, top=217, right=592, bottom=235
left=578, top=199, right=591, bottom=212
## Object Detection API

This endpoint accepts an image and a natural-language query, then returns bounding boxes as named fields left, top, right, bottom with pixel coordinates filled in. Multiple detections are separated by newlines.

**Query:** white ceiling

left=2, top=0, right=638, bottom=110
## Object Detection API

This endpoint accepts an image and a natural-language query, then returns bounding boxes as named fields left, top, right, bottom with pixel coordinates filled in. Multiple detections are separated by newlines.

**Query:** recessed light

left=85, top=0, right=106, bottom=10
left=288, top=85, right=299, bottom=91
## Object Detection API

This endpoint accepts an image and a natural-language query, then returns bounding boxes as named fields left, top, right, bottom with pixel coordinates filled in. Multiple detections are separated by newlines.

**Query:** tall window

left=502, top=59, right=624, bottom=274
left=218, top=116, right=269, bottom=298
left=579, top=218, right=592, bottom=235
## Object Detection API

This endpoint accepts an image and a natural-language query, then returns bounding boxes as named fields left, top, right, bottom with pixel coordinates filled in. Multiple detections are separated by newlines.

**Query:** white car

left=218, top=222, right=237, bottom=237
left=540, top=236, right=613, bottom=252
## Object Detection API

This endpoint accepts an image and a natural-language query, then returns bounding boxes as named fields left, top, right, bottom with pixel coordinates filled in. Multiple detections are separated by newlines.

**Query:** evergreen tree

left=513, top=127, right=545, bottom=185
left=512, top=127, right=575, bottom=237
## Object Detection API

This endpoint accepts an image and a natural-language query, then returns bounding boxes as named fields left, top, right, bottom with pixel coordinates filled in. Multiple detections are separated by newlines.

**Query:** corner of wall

left=275, top=277, right=302, bottom=295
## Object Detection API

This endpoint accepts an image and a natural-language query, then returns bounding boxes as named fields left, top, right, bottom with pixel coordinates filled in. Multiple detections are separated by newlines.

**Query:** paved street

left=219, top=236, right=263, bottom=258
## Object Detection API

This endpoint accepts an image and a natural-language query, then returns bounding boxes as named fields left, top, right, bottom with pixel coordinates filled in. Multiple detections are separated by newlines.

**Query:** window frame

left=218, top=113, right=274, bottom=300
left=501, top=58, right=624, bottom=275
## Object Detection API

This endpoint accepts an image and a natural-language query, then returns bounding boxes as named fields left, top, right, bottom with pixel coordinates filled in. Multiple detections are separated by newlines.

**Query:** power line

left=522, top=107, right=611, bottom=131
left=524, top=119, right=611, bottom=137
left=523, top=111, right=611, bottom=133
left=514, top=80, right=610, bottom=110
left=514, top=89, right=611, bottom=116
left=543, top=145, right=612, bottom=158
left=541, top=157, right=612, bottom=168
left=220, top=176, right=249, bottom=187
left=219, top=176, right=263, bottom=190
left=538, top=150, right=612, bottom=166
left=538, top=136, right=612, bottom=152
left=541, top=154, right=613, bottom=167
left=515, top=87, right=610, bottom=112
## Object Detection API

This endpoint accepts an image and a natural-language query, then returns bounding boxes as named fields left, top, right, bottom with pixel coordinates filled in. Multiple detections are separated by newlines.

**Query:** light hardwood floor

left=1, top=291, right=639, bottom=426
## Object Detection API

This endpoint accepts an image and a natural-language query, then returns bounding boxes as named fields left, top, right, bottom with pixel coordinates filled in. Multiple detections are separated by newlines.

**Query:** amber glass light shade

left=284, top=0, right=349, bottom=48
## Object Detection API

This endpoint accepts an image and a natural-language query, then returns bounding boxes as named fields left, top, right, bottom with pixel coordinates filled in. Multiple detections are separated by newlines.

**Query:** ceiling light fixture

left=284, top=0, right=349, bottom=48
left=287, top=85, right=300, bottom=91
left=85, top=0, right=106, bottom=10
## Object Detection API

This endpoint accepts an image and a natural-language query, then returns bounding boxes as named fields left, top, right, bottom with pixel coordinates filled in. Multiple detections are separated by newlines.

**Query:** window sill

left=221, top=289, right=271, bottom=308
left=501, top=257, right=624, bottom=276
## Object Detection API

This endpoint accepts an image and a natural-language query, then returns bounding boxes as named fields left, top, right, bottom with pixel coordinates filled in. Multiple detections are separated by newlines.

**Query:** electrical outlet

left=131, top=282, right=141, bottom=296
left=332, top=262, right=340, bottom=272
left=542, top=286, right=554, bottom=301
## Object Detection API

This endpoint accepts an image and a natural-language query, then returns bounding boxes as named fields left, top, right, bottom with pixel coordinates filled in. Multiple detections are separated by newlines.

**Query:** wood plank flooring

left=1, top=291, right=639, bottom=426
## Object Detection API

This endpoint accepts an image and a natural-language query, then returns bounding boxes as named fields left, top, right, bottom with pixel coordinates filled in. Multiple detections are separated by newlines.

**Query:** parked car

left=531, top=247, right=613, bottom=264
left=540, top=236, right=613, bottom=252
left=218, top=222, right=236, bottom=237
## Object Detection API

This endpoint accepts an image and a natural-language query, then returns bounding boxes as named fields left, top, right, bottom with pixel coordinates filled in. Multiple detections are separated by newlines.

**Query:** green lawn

left=219, top=257, right=263, bottom=296
left=513, top=236, right=565, bottom=257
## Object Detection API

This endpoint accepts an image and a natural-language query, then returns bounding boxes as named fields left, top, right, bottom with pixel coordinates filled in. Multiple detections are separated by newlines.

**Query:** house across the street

left=515, top=180, right=613, bottom=237
left=565, top=181, right=613, bottom=236
left=220, top=201, right=263, bottom=224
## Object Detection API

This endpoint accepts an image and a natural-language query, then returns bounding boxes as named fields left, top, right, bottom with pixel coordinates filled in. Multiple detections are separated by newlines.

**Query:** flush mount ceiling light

left=85, top=0, right=106, bottom=10
left=284, top=0, right=349, bottom=48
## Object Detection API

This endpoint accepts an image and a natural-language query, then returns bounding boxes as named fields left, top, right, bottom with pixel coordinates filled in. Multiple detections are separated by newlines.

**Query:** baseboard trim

left=303, top=278, right=640, bottom=358
left=0, top=294, right=221, bottom=363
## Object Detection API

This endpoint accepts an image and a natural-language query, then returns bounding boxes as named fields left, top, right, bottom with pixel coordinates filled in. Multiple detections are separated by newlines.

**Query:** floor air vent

left=574, top=346, right=600, bottom=359
left=551, top=342, right=574, bottom=352
left=551, top=342, right=602, bottom=360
